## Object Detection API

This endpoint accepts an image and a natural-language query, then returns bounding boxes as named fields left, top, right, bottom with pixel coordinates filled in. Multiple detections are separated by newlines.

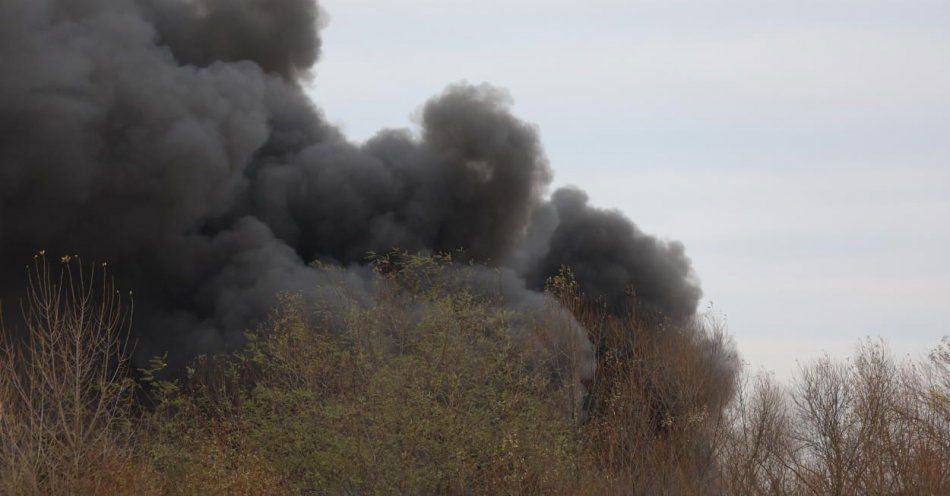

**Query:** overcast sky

left=307, top=0, right=950, bottom=378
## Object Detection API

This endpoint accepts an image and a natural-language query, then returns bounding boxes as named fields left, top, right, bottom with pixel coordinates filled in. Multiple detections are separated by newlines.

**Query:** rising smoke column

left=0, top=0, right=700, bottom=363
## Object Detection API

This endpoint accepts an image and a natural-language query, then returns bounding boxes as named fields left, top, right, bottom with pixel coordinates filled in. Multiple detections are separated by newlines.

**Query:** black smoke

left=0, top=0, right=701, bottom=362
left=526, top=188, right=701, bottom=319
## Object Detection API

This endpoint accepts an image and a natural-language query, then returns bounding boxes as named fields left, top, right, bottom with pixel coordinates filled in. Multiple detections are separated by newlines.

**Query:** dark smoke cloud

left=526, top=188, right=702, bottom=319
left=142, top=0, right=323, bottom=79
left=0, top=0, right=700, bottom=364
left=246, top=83, right=551, bottom=265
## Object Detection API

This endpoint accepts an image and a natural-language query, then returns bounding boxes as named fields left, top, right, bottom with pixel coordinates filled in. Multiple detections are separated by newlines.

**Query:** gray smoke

left=0, top=0, right=700, bottom=364
left=141, top=0, right=323, bottom=79
left=525, top=187, right=702, bottom=319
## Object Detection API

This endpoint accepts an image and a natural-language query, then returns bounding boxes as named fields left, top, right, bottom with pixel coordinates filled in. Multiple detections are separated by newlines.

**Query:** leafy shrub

left=144, top=255, right=578, bottom=494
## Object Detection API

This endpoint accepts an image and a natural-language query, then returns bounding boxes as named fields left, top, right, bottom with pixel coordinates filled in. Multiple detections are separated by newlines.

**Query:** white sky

left=307, top=0, right=950, bottom=378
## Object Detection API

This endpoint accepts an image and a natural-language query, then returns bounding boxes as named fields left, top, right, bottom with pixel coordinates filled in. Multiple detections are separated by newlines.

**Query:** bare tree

left=0, top=255, right=142, bottom=495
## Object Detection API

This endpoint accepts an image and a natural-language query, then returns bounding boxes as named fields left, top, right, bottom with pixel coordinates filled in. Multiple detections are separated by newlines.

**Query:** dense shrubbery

left=1, top=256, right=947, bottom=495
left=141, top=255, right=580, bottom=495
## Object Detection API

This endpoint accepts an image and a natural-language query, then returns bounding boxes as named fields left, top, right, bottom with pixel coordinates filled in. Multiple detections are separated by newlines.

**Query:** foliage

left=0, top=253, right=946, bottom=495
left=142, top=254, right=577, bottom=495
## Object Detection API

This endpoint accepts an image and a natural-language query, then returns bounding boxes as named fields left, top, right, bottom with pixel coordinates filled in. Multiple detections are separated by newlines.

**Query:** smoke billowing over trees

left=0, top=0, right=700, bottom=362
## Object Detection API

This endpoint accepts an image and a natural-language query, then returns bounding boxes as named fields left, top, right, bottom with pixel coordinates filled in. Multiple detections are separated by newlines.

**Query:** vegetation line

left=1, top=256, right=947, bottom=495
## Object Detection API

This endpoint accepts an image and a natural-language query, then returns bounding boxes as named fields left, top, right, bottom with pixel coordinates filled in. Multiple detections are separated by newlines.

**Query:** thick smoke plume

left=0, top=0, right=701, bottom=365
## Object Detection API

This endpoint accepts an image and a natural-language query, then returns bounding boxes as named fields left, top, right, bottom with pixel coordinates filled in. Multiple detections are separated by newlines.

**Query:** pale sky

left=307, top=0, right=950, bottom=378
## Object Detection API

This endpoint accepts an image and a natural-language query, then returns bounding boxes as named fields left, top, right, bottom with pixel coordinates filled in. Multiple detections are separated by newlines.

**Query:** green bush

left=144, top=255, right=578, bottom=494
